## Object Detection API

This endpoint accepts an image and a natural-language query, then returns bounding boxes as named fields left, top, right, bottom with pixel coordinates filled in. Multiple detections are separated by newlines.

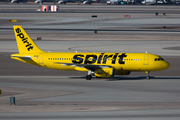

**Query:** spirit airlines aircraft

left=11, top=26, right=170, bottom=80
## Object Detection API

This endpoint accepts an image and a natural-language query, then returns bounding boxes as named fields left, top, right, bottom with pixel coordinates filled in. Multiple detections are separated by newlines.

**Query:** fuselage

left=11, top=52, right=170, bottom=74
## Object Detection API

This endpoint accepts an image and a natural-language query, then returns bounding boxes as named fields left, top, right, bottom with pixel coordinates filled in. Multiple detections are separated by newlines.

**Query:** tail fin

left=13, top=26, right=43, bottom=53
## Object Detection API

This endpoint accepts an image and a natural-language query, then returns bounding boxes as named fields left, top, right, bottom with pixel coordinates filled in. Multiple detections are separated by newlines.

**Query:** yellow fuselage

left=11, top=52, right=170, bottom=74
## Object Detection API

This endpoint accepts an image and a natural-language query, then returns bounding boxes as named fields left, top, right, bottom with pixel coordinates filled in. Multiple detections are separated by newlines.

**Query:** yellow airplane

left=11, top=26, right=170, bottom=80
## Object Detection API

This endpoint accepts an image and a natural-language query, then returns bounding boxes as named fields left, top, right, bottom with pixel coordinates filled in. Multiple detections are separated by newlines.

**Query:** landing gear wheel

left=86, top=75, right=92, bottom=80
left=146, top=71, right=150, bottom=80
left=147, top=76, right=151, bottom=80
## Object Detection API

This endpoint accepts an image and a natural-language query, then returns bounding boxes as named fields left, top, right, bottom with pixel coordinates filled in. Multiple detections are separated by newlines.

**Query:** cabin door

left=39, top=54, right=44, bottom=64
left=144, top=55, right=149, bottom=65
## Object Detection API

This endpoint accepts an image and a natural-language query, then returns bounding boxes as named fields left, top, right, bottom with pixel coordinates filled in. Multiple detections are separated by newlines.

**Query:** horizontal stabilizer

left=11, top=55, right=31, bottom=61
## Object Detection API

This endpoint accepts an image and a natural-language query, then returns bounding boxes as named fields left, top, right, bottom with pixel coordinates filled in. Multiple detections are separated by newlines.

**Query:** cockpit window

left=155, top=58, right=164, bottom=61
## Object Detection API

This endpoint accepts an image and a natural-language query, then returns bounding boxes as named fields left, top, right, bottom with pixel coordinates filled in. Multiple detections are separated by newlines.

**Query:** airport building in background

left=2, top=0, right=180, bottom=4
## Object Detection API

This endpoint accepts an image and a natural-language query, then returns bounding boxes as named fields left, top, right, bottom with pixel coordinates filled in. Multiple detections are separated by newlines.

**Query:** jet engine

left=116, top=70, right=131, bottom=75
left=94, top=68, right=115, bottom=77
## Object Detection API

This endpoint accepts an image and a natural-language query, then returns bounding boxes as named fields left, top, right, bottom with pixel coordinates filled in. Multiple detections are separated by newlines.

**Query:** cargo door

left=144, top=55, right=149, bottom=65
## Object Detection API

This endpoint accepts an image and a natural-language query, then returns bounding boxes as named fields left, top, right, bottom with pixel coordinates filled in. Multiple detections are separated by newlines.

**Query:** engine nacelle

left=95, top=68, right=115, bottom=77
left=116, top=70, right=131, bottom=75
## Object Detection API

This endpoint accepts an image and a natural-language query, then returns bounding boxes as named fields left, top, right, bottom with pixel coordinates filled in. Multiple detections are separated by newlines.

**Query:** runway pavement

left=0, top=3, right=180, bottom=120
left=1, top=76, right=180, bottom=120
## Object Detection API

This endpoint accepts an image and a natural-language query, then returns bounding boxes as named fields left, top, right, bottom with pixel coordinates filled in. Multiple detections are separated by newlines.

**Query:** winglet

left=13, top=26, right=43, bottom=53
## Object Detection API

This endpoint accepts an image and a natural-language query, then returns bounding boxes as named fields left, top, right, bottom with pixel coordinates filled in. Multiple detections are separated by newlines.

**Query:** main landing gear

left=146, top=71, right=151, bottom=80
left=86, top=75, right=92, bottom=80
left=86, top=70, right=93, bottom=80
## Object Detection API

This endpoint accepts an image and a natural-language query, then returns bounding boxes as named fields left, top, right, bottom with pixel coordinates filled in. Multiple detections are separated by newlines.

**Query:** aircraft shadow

left=69, top=76, right=180, bottom=81
left=106, top=76, right=180, bottom=81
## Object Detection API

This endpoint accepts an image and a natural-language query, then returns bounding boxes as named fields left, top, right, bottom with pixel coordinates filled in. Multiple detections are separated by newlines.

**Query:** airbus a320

left=11, top=26, right=170, bottom=80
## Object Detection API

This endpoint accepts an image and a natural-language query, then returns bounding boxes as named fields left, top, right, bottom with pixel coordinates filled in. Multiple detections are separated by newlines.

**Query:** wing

left=54, top=62, right=112, bottom=71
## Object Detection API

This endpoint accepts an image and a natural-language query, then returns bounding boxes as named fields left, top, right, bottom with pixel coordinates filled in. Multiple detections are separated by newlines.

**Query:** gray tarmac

left=1, top=76, right=180, bottom=120
left=0, top=3, right=180, bottom=120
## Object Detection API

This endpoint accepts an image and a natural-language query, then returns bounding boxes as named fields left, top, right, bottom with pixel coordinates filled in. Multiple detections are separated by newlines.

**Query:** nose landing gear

left=146, top=71, right=151, bottom=79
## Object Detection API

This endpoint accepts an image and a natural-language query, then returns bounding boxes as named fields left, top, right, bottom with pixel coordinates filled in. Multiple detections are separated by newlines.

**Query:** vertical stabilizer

left=13, top=26, right=43, bottom=53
